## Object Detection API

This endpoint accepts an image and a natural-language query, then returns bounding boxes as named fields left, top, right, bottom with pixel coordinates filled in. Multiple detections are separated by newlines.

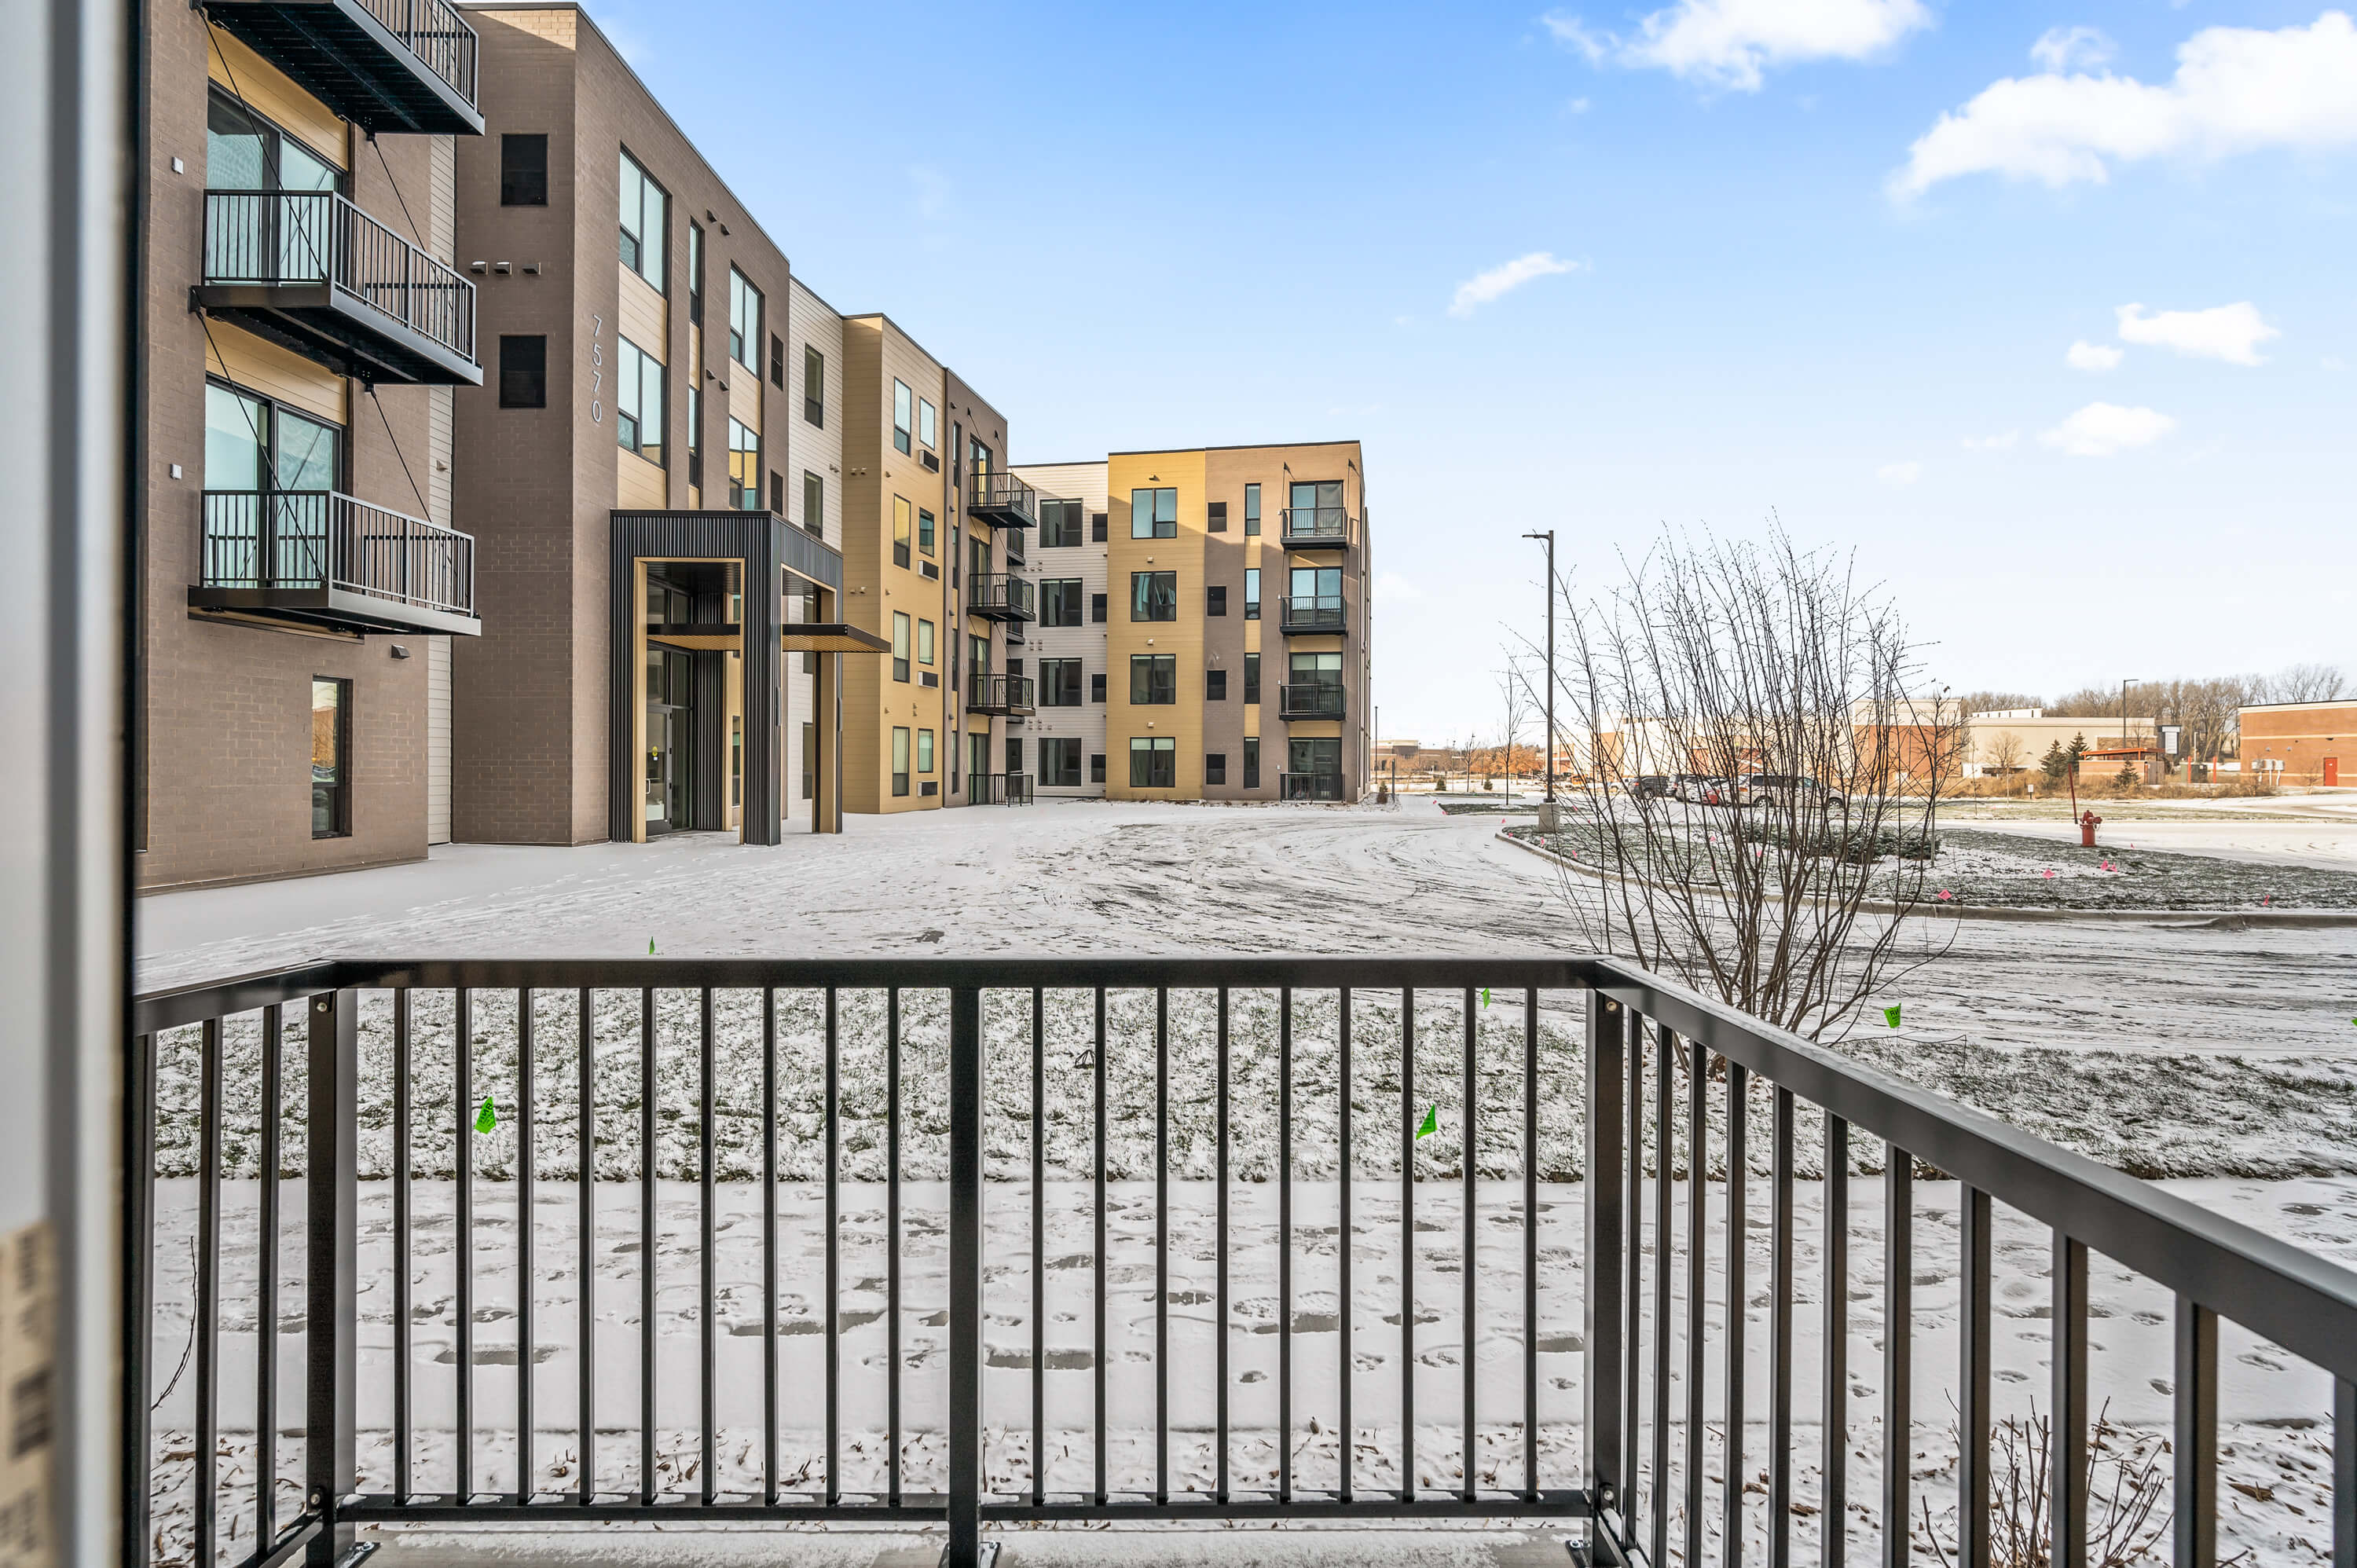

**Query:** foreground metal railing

left=203, top=189, right=477, bottom=365
left=126, top=957, right=2357, bottom=1568
left=201, top=489, right=476, bottom=617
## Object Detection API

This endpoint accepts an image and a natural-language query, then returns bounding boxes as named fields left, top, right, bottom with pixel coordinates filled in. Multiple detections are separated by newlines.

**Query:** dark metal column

left=948, top=986, right=986, bottom=1566
left=1583, top=991, right=1626, bottom=1543
left=304, top=988, right=358, bottom=1568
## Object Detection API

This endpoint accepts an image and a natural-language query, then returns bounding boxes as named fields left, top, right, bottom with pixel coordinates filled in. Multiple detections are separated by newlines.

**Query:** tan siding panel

left=204, top=321, right=347, bottom=427
left=206, top=31, right=349, bottom=168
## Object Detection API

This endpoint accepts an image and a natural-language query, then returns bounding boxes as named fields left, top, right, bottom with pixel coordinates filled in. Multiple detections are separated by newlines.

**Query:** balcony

left=971, top=771, right=1035, bottom=805
left=1280, top=771, right=1347, bottom=801
left=196, top=190, right=481, bottom=386
left=1280, top=682, right=1346, bottom=720
left=1280, top=595, right=1346, bottom=636
left=1280, top=505, right=1351, bottom=550
left=200, top=0, right=482, bottom=134
left=967, top=470, right=1039, bottom=529
left=966, top=573, right=1035, bottom=623
left=189, top=489, right=481, bottom=636
left=967, top=672, right=1036, bottom=716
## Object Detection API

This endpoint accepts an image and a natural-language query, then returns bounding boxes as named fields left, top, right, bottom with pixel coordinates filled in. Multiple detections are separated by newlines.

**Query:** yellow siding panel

left=618, top=265, right=668, bottom=363
left=204, top=321, right=347, bottom=427
left=616, top=447, right=667, bottom=509
left=206, top=31, right=348, bottom=168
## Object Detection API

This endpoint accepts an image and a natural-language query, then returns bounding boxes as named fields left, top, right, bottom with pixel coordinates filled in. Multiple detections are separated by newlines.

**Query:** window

left=1130, top=736, right=1177, bottom=788
left=1244, top=737, right=1262, bottom=788
left=1089, top=592, right=1107, bottom=624
left=893, top=379, right=913, bottom=454
left=206, top=380, right=342, bottom=498
left=498, top=335, right=546, bottom=408
left=728, top=418, right=760, bottom=510
left=893, top=496, right=912, bottom=569
left=1041, top=500, right=1083, bottom=548
left=1130, top=486, right=1177, bottom=539
left=1244, top=653, right=1261, bottom=705
left=918, top=507, right=937, bottom=556
left=919, top=397, right=937, bottom=450
left=970, top=438, right=993, bottom=485
left=893, top=613, right=910, bottom=682
left=802, top=471, right=824, bottom=537
left=1207, top=668, right=1227, bottom=701
left=1244, top=567, right=1261, bottom=620
left=310, top=678, right=350, bottom=837
left=1091, top=753, right=1107, bottom=783
left=803, top=345, right=824, bottom=427
left=1040, top=578, right=1083, bottom=627
left=1042, top=738, right=1083, bottom=788
left=615, top=336, right=664, bottom=463
left=687, top=222, right=703, bottom=324
left=686, top=387, right=701, bottom=485
left=801, top=721, right=816, bottom=800
left=1291, top=565, right=1342, bottom=603
left=1131, top=571, right=1177, bottom=621
left=1206, top=753, right=1227, bottom=785
left=1207, top=585, right=1227, bottom=617
left=1091, top=511, right=1109, bottom=542
left=1291, top=737, right=1342, bottom=779
left=728, top=269, right=761, bottom=370
left=916, top=620, right=936, bottom=668
left=1040, top=658, right=1083, bottom=706
left=892, top=728, right=910, bottom=797
left=770, top=471, right=784, bottom=515
left=500, top=133, right=548, bottom=205
left=1091, top=672, right=1107, bottom=703
left=918, top=729, right=935, bottom=775
left=1208, top=500, right=1228, bottom=533
left=618, top=150, right=666, bottom=289
left=1244, top=483, right=1262, bottom=536
left=1006, top=736, right=1024, bottom=775
left=1130, top=654, right=1177, bottom=705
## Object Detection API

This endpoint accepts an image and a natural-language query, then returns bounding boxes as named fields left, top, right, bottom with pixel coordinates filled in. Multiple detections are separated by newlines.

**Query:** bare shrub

left=1923, top=1406, right=2179, bottom=1568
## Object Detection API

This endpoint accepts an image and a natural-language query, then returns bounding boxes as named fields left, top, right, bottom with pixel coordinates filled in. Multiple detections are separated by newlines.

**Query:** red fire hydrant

left=2080, top=809, right=2102, bottom=848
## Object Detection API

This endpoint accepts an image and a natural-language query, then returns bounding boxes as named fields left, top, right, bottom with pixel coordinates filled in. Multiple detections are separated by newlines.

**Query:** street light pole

left=1523, top=529, right=1556, bottom=803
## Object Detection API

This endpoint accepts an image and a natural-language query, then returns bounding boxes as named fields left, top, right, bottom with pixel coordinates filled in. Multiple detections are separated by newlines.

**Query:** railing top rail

left=202, top=488, right=478, bottom=549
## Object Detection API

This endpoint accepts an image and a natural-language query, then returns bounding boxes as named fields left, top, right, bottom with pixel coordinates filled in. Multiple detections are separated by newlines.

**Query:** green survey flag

left=475, top=1094, right=497, bottom=1134
left=1416, top=1103, right=1439, bottom=1140
left=1883, top=1004, right=1902, bottom=1030
left=1481, top=987, right=1492, bottom=1009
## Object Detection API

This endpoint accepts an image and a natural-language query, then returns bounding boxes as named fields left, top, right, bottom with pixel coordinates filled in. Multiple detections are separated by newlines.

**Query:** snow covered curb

left=1494, top=830, right=2357, bottom=928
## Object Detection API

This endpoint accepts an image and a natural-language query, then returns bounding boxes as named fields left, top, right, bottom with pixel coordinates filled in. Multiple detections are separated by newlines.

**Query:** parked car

left=1622, top=775, right=1673, bottom=800
left=1673, top=774, right=1739, bottom=805
left=1741, top=773, right=1847, bottom=810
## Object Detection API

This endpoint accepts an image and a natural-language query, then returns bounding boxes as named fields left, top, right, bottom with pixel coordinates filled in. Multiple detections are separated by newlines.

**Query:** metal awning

left=783, top=623, right=892, bottom=653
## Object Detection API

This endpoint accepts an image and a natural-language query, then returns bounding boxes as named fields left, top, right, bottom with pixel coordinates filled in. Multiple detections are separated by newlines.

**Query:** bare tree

left=1496, top=661, right=1532, bottom=802
left=2262, top=661, right=2348, bottom=704
left=1985, top=728, right=2027, bottom=793
left=1517, top=527, right=1959, bottom=1040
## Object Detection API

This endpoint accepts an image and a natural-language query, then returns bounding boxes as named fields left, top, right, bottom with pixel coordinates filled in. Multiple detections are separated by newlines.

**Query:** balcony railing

left=1280, top=595, right=1346, bottom=635
left=202, top=0, right=482, bottom=134
left=191, top=489, right=480, bottom=635
left=967, top=469, right=1039, bottom=529
left=198, top=189, right=481, bottom=385
left=966, top=573, right=1036, bottom=623
left=1280, top=505, right=1351, bottom=548
left=1279, top=771, right=1346, bottom=801
left=126, top=954, right=2357, bottom=1568
left=1280, top=681, right=1346, bottom=720
left=971, top=771, right=1035, bottom=805
left=967, top=672, right=1036, bottom=715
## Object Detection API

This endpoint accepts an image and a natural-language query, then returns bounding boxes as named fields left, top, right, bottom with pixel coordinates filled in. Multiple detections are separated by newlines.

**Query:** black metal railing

left=204, top=189, right=476, bottom=365
left=1280, top=507, right=1350, bottom=546
left=1280, top=683, right=1345, bottom=720
left=201, top=489, right=476, bottom=617
left=967, top=471, right=1039, bottom=528
left=966, top=573, right=1036, bottom=622
left=971, top=772, right=1035, bottom=806
left=125, top=955, right=2357, bottom=1568
left=967, top=672, right=1035, bottom=715
left=1279, top=772, right=1346, bottom=801
left=1280, top=595, right=1346, bottom=635
left=357, top=0, right=480, bottom=103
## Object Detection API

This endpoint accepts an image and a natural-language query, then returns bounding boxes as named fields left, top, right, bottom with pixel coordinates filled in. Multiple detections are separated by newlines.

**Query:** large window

left=893, top=613, right=910, bottom=683
left=1040, top=578, right=1083, bottom=627
left=207, top=88, right=338, bottom=198
left=1129, top=654, right=1176, bottom=705
left=1244, top=652, right=1261, bottom=705
left=893, top=379, right=913, bottom=455
left=498, top=335, right=546, bottom=408
left=1292, top=650, right=1343, bottom=687
left=615, top=336, right=664, bottom=463
left=1244, top=737, right=1262, bottom=788
left=1131, top=571, right=1177, bottom=622
left=1130, top=486, right=1177, bottom=539
left=1129, top=736, right=1177, bottom=789
left=1291, top=565, right=1342, bottom=602
left=728, top=419, right=760, bottom=510
left=803, top=345, right=825, bottom=427
left=1041, top=500, right=1084, bottom=548
left=893, top=496, right=912, bottom=569
left=310, top=677, right=350, bottom=837
left=1290, top=738, right=1343, bottom=777
left=500, top=134, right=548, bottom=205
left=1042, top=738, right=1083, bottom=788
left=729, top=269, right=761, bottom=370
left=893, top=728, right=910, bottom=797
left=1040, top=658, right=1083, bottom=706
left=802, top=471, right=824, bottom=537
left=619, top=150, right=666, bottom=289
left=207, top=380, right=342, bottom=496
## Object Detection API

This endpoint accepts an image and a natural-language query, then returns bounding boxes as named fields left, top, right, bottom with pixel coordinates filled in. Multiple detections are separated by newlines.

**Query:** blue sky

left=590, top=1, right=2356, bottom=741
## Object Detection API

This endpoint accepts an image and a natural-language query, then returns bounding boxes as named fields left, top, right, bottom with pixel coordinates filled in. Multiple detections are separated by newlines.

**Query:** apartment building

left=138, top=0, right=486, bottom=889
left=1011, top=461, right=1113, bottom=797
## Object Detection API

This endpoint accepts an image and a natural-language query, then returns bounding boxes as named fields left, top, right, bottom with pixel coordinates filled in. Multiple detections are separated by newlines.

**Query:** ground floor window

left=1042, top=737, right=1082, bottom=787
left=918, top=728, right=935, bottom=775
left=1244, top=736, right=1261, bottom=789
left=1206, top=752, right=1226, bottom=785
left=1289, top=738, right=1341, bottom=776
left=801, top=721, right=816, bottom=800
left=1006, top=735, right=1024, bottom=775
left=310, top=676, right=350, bottom=837
left=1130, top=736, right=1176, bottom=789
left=893, top=727, right=910, bottom=797
left=1091, top=753, right=1106, bottom=784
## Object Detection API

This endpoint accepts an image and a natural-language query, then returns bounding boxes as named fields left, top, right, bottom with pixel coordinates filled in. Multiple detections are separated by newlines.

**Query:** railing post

left=305, top=988, right=358, bottom=1568
left=948, top=985, right=986, bottom=1567
left=1584, top=986, right=1626, bottom=1541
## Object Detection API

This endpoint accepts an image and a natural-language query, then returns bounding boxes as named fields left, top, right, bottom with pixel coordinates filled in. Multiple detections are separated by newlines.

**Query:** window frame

left=892, top=612, right=910, bottom=683
left=1244, top=567, right=1261, bottom=621
left=618, top=148, right=667, bottom=291
left=1244, top=736, right=1262, bottom=788
left=1129, top=736, right=1177, bottom=789
left=1206, top=584, right=1226, bottom=617
left=1130, top=570, right=1177, bottom=623
left=1244, top=652, right=1261, bottom=705
left=893, top=496, right=912, bottom=570
left=1130, top=486, right=1178, bottom=540
left=1206, top=668, right=1227, bottom=701
left=1040, top=658, right=1083, bottom=706
left=893, top=379, right=913, bottom=455
left=614, top=334, right=664, bottom=464
left=892, top=727, right=911, bottom=797
left=310, top=676, right=353, bottom=838
left=1041, top=577, right=1083, bottom=628
left=728, top=268, right=762, bottom=371
left=802, top=470, right=824, bottom=538
left=803, top=344, right=825, bottom=427
left=1244, top=482, right=1262, bottom=537
left=918, top=728, right=936, bottom=775
left=498, top=335, right=547, bottom=408
left=1129, top=654, right=1177, bottom=706
left=1206, top=752, right=1227, bottom=785
left=918, top=397, right=937, bottom=451
left=918, top=618, right=935, bottom=667
left=728, top=417, right=761, bottom=511
left=500, top=133, right=548, bottom=206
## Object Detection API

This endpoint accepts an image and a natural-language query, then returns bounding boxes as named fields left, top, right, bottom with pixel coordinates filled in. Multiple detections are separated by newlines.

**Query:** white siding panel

left=783, top=279, right=845, bottom=822
left=1014, top=460, right=1109, bottom=797
left=426, top=634, right=453, bottom=843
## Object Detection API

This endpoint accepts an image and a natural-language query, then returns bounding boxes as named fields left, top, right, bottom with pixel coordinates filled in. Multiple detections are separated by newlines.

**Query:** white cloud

left=1892, top=12, right=2357, bottom=197
left=2066, top=339, right=2122, bottom=372
left=2116, top=301, right=2279, bottom=365
left=1544, top=0, right=1930, bottom=92
left=2040, top=402, right=2176, bottom=457
left=2030, top=25, right=2114, bottom=74
left=1448, top=251, right=1580, bottom=317
left=1963, top=430, right=2020, bottom=450
left=1876, top=460, right=1922, bottom=485
left=1567, top=96, right=1593, bottom=113
left=1375, top=571, right=1428, bottom=604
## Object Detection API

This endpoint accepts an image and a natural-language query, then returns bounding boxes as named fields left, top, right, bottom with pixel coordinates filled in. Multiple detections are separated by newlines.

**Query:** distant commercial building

left=2240, top=701, right=2357, bottom=786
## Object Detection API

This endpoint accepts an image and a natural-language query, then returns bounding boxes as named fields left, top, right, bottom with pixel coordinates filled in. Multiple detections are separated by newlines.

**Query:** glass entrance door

left=645, top=645, right=692, bottom=832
